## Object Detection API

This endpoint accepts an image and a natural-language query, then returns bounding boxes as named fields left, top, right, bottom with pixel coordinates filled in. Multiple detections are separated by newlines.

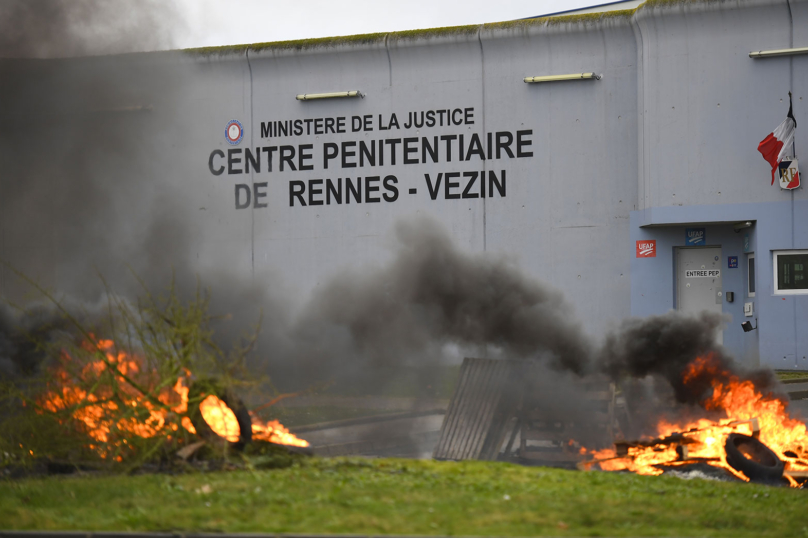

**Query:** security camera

left=733, top=221, right=753, bottom=233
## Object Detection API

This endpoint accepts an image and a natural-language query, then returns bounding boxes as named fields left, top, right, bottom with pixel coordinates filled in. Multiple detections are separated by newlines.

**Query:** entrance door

left=676, top=247, right=723, bottom=345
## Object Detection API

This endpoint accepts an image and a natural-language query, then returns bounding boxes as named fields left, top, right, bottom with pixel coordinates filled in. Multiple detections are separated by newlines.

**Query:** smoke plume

left=275, top=217, right=593, bottom=386
left=0, top=0, right=197, bottom=302
left=600, top=311, right=781, bottom=404
left=0, top=0, right=180, bottom=58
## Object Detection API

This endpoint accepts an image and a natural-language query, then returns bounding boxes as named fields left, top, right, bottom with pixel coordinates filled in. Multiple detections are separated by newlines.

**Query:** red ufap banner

left=636, top=240, right=656, bottom=258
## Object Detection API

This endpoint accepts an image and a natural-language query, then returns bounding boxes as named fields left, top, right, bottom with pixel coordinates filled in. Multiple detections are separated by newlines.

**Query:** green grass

left=777, top=371, right=808, bottom=382
left=1, top=458, right=806, bottom=537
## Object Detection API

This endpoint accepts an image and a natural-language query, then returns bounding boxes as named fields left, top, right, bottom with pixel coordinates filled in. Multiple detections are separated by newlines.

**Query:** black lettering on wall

left=324, top=143, right=338, bottom=169
left=383, top=175, right=399, bottom=202
left=245, top=148, right=260, bottom=173
left=422, top=136, right=438, bottom=163
left=360, top=140, right=375, bottom=167
left=342, top=141, right=357, bottom=168
left=496, top=132, right=514, bottom=159
left=299, top=144, right=314, bottom=171
left=262, top=146, right=277, bottom=172
left=289, top=181, right=306, bottom=206
left=279, top=146, right=297, bottom=171
left=385, top=138, right=401, bottom=165
left=489, top=170, right=506, bottom=197
left=465, top=134, right=485, bottom=161
left=327, top=178, right=342, bottom=204
left=464, top=108, right=474, bottom=124
left=462, top=171, right=479, bottom=198
left=365, top=176, right=381, bottom=203
left=209, top=150, right=225, bottom=175
left=425, top=173, right=442, bottom=200
left=403, top=138, right=419, bottom=164
left=440, top=135, right=457, bottom=162
left=309, top=179, right=324, bottom=206
left=445, top=172, right=461, bottom=199
left=228, top=149, right=243, bottom=174
left=346, top=177, right=361, bottom=204
left=254, top=182, right=268, bottom=208
left=235, top=184, right=251, bottom=209
left=517, top=130, right=533, bottom=157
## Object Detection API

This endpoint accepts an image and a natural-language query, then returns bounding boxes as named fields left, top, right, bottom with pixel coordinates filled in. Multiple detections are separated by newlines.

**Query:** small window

left=774, top=250, right=808, bottom=295
left=747, top=253, right=755, bottom=297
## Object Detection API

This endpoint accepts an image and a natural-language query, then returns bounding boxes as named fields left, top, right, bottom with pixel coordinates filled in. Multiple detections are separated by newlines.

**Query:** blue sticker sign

left=728, top=256, right=738, bottom=268
left=685, top=227, right=706, bottom=246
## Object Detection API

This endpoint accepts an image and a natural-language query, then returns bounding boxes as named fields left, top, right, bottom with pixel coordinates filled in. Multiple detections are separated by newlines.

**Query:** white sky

left=173, top=0, right=594, bottom=49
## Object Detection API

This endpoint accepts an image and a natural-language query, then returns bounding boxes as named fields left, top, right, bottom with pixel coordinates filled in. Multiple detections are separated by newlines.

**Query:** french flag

left=758, top=95, right=797, bottom=185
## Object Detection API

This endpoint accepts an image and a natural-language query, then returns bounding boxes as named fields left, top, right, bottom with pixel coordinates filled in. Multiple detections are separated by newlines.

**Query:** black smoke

left=0, top=1, right=196, bottom=302
left=276, top=217, right=593, bottom=387
left=0, top=0, right=180, bottom=58
left=600, top=311, right=782, bottom=404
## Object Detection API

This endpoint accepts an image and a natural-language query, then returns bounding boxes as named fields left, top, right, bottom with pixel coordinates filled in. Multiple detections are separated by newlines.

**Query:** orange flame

left=251, top=415, right=310, bottom=447
left=196, top=394, right=309, bottom=447
left=583, top=355, right=808, bottom=487
left=39, top=337, right=308, bottom=456
left=40, top=339, right=188, bottom=448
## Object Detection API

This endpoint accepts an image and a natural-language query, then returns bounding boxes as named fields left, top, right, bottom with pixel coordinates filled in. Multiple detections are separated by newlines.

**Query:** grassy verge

left=777, top=371, right=808, bottom=382
left=1, top=458, right=805, bottom=537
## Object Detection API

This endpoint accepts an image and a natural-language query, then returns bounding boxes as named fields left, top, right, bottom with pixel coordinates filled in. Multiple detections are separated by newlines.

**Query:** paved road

left=303, top=412, right=445, bottom=459
left=276, top=395, right=449, bottom=410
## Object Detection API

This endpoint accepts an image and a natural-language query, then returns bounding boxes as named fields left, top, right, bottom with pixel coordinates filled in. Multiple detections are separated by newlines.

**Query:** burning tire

left=188, top=379, right=252, bottom=449
left=724, top=433, right=784, bottom=483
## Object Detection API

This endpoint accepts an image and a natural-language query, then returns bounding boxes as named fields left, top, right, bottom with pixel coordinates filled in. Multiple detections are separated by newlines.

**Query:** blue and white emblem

left=225, top=119, right=244, bottom=145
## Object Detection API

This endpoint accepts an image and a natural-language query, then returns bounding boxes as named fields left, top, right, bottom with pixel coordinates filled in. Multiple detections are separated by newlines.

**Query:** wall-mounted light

left=741, top=319, right=758, bottom=332
left=296, top=91, right=362, bottom=101
left=524, top=73, right=601, bottom=83
left=733, top=221, right=754, bottom=233
left=749, top=46, right=808, bottom=58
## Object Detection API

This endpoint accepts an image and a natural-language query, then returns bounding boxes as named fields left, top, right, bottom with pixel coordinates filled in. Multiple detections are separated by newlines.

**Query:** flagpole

left=789, top=91, right=796, bottom=158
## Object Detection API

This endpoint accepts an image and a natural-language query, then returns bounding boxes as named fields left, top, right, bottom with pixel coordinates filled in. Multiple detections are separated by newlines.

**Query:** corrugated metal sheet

left=432, top=358, right=518, bottom=461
